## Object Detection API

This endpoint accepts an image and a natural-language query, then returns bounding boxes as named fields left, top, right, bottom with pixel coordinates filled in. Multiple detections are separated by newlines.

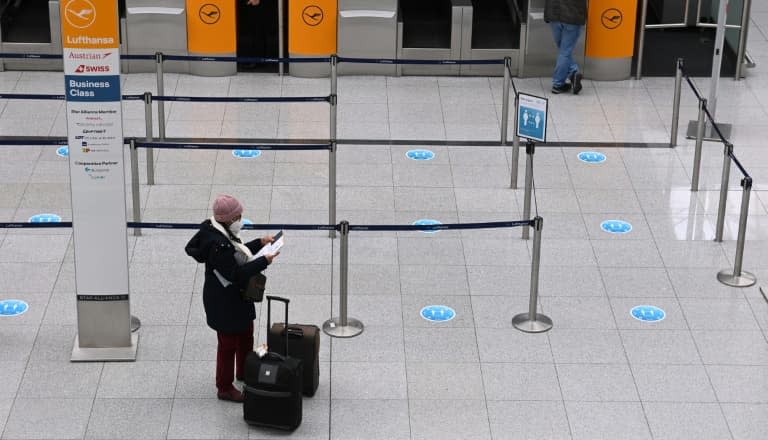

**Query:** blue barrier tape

left=132, top=141, right=331, bottom=151
left=349, top=220, right=533, bottom=232
left=0, top=93, right=64, bottom=100
left=0, top=222, right=72, bottom=228
left=0, top=137, right=68, bottom=146
left=729, top=152, right=751, bottom=179
left=153, top=95, right=330, bottom=103
left=119, top=54, right=156, bottom=60
left=127, top=222, right=338, bottom=231
left=122, top=94, right=145, bottom=101
left=0, top=53, right=62, bottom=60
left=337, top=57, right=504, bottom=65
left=161, top=54, right=331, bottom=64
left=683, top=75, right=704, bottom=102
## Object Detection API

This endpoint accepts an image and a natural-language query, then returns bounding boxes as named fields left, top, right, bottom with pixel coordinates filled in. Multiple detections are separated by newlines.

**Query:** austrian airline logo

left=64, top=0, right=96, bottom=29
left=68, top=51, right=112, bottom=60
left=74, top=64, right=110, bottom=73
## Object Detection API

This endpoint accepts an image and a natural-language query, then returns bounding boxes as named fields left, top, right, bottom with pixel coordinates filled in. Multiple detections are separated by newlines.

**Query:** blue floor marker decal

left=56, top=146, right=69, bottom=157
left=406, top=149, right=435, bottom=161
left=578, top=151, right=606, bottom=164
left=232, top=149, right=262, bottom=159
left=601, top=220, right=632, bottom=234
left=0, top=300, right=29, bottom=317
left=631, top=305, right=665, bottom=322
left=421, top=305, right=456, bottom=322
left=413, top=219, right=442, bottom=234
left=29, top=213, right=62, bottom=223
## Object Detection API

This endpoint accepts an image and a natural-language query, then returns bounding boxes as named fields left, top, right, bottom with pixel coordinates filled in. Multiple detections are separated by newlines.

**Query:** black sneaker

left=551, top=83, right=571, bottom=94
left=570, top=72, right=583, bottom=95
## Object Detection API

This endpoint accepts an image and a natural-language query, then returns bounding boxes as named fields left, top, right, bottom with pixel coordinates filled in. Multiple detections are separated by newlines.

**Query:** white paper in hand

left=251, top=231, right=283, bottom=260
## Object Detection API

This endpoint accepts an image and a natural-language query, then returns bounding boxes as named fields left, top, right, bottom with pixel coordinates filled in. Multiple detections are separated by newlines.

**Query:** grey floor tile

left=331, top=326, right=404, bottom=363
left=393, top=163, right=454, bottom=187
left=539, top=266, right=606, bottom=297
left=0, top=235, right=70, bottom=263
left=721, top=403, right=768, bottom=440
left=575, top=189, right=643, bottom=213
left=85, top=398, right=172, bottom=440
left=692, top=330, right=768, bottom=365
left=0, top=325, right=37, bottom=361
left=19, top=361, right=102, bottom=399
left=331, top=362, right=406, bottom=400
left=655, top=240, right=730, bottom=268
left=3, top=398, right=93, bottom=440
left=620, top=329, right=702, bottom=365
left=131, top=294, right=192, bottom=326
left=679, top=298, right=761, bottom=330
left=557, top=363, right=640, bottom=402
left=345, top=236, right=399, bottom=266
left=331, top=399, right=410, bottom=440
left=476, top=327, right=553, bottom=363
left=343, top=264, right=400, bottom=296
left=668, top=267, right=750, bottom=298
left=544, top=296, right=617, bottom=329
left=453, top=188, right=517, bottom=213
left=707, top=365, right=768, bottom=403
left=404, top=327, right=478, bottom=362
left=394, top=187, right=456, bottom=212
left=482, top=363, right=562, bottom=401
left=0, top=361, right=24, bottom=399
left=601, top=267, right=675, bottom=298
left=28, top=324, right=75, bottom=362
left=644, top=402, right=732, bottom=440
left=407, top=362, right=485, bottom=400
left=175, top=360, right=216, bottom=398
left=136, top=325, right=186, bottom=361
left=565, top=401, right=652, bottom=440
left=590, top=240, right=664, bottom=268
left=97, top=361, right=180, bottom=399
left=487, top=400, right=571, bottom=440
left=397, top=237, right=465, bottom=266
left=167, top=398, right=250, bottom=440
left=249, top=397, right=330, bottom=439
left=632, top=364, right=717, bottom=402
left=538, top=239, right=597, bottom=267
left=463, top=238, right=530, bottom=266
left=181, top=325, right=217, bottom=361
left=409, top=399, right=491, bottom=440
left=610, top=297, right=688, bottom=330
left=348, top=295, right=403, bottom=327
left=0, top=398, right=11, bottom=436
left=472, top=295, right=541, bottom=329
left=400, top=264, right=469, bottom=296
left=549, top=329, right=627, bottom=364
left=466, top=265, right=531, bottom=296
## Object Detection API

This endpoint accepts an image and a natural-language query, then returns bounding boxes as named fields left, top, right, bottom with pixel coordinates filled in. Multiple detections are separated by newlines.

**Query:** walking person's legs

left=559, top=23, right=584, bottom=94
left=549, top=22, right=571, bottom=93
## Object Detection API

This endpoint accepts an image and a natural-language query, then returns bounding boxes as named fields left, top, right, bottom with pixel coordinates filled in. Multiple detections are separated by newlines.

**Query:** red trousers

left=216, top=322, right=254, bottom=391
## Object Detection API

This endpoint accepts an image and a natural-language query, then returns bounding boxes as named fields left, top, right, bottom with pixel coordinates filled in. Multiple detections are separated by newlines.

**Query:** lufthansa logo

left=199, top=3, right=221, bottom=25
left=64, top=0, right=97, bottom=29
left=302, top=5, right=323, bottom=26
left=601, top=8, right=623, bottom=30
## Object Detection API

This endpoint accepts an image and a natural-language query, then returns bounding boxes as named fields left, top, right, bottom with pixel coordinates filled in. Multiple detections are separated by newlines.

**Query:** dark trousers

left=216, top=322, right=254, bottom=391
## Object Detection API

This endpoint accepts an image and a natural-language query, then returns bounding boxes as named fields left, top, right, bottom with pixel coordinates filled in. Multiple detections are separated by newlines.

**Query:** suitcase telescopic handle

left=266, top=295, right=290, bottom=354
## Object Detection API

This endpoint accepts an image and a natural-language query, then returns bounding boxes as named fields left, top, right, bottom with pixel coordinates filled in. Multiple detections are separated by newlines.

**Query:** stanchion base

left=686, top=121, right=732, bottom=141
left=323, top=317, right=364, bottom=338
left=512, top=313, right=553, bottom=333
left=717, top=269, right=757, bottom=287
left=131, top=315, right=141, bottom=333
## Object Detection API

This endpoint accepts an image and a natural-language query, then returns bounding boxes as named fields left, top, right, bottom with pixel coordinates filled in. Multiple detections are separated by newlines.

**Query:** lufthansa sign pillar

left=62, top=0, right=138, bottom=361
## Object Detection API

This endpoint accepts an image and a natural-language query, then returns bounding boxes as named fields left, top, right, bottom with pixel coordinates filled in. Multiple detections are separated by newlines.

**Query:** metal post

left=329, top=141, right=337, bottom=239
left=323, top=221, right=364, bottom=338
left=501, top=57, right=510, bottom=147
left=735, top=0, right=752, bottom=80
left=278, top=0, right=285, bottom=76
left=155, top=52, right=166, bottom=140
left=636, top=0, right=649, bottom=80
left=718, top=177, right=757, bottom=287
left=510, top=93, right=520, bottom=189
left=142, top=91, right=155, bottom=186
left=512, top=216, right=552, bottom=333
left=330, top=94, right=337, bottom=143
left=522, top=141, right=535, bottom=240
left=129, top=139, right=142, bottom=237
left=707, top=0, right=729, bottom=122
left=715, top=143, right=733, bottom=242
left=331, top=54, right=338, bottom=97
left=671, top=58, right=683, bottom=147
left=691, top=98, right=707, bottom=191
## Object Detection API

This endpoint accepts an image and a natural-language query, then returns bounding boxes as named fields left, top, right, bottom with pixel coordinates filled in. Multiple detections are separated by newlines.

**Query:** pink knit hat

left=213, top=194, right=243, bottom=223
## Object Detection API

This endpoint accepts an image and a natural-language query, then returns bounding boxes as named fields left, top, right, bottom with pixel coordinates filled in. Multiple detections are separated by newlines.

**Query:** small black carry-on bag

left=268, top=320, right=320, bottom=397
left=243, top=296, right=303, bottom=430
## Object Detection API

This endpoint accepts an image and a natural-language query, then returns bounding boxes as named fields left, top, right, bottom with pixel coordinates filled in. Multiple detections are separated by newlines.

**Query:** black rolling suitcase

left=243, top=296, right=303, bottom=430
left=268, top=321, right=320, bottom=397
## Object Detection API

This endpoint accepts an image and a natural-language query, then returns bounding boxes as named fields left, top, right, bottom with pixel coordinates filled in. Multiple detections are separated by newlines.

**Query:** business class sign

left=61, top=0, right=134, bottom=358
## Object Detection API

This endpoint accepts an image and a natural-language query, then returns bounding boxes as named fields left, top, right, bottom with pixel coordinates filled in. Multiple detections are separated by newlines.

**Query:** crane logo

left=302, top=5, right=323, bottom=26
left=64, top=0, right=96, bottom=29
left=601, top=8, right=623, bottom=30
left=199, top=4, right=221, bottom=25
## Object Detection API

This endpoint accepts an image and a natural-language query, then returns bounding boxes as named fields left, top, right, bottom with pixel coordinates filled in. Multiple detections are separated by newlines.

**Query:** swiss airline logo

left=64, top=0, right=96, bottom=29
left=74, top=64, right=110, bottom=73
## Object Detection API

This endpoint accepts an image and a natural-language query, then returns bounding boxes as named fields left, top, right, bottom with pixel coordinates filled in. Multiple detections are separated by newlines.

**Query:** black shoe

left=551, top=83, right=571, bottom=94
left=570, top=72, right=583, bottom=95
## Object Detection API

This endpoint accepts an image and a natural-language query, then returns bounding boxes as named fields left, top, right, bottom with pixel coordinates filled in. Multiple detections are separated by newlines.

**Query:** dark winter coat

left=544, top=0, right=587, bottom=25
left=185, top=220, right=269, bottom=333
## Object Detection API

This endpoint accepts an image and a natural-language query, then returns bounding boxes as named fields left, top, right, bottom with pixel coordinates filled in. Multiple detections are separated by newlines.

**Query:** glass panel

left=471, top=0, right=520, bottom=49
left=401, top=0, right=452, bottom=48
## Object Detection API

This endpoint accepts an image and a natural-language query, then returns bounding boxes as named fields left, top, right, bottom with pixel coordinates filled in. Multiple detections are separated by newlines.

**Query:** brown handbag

left=241, top=273, right=267, bottom=302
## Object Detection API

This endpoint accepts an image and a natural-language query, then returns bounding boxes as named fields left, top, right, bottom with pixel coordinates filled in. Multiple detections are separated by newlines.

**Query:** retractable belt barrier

left=151, top=95, right=330, bottom=103
left=0, top=222, right=72, bottom=228
left=670, top=58, right=757, bottom=288
left=131, top=141, right=332, bottom=151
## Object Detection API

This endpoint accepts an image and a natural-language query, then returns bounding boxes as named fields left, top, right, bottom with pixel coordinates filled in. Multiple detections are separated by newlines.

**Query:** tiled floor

left=2, top=15, right=768, bottom=440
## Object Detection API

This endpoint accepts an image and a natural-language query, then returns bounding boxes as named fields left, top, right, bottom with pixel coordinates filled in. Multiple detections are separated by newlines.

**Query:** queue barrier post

left=501, top=57, right=510, bottom=149
left=717, top=175, right=757, bottom=287
left=323, top=220, right=364, bottom=338
left=671, top=58, right=683, bottom=147
left=512, top=216, right=552, bottom=333
left=715, top=142, right=732, bottom=242
left=329, top=141, right=337, bottom=239
left=691, top=98, right=707, bottom=191
left=129, top=139, right=142, bottom=237
left=521, top=140, right=535, bottom=240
